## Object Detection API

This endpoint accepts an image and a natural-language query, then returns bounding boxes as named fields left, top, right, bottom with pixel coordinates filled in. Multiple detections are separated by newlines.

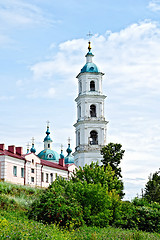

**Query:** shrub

left=29, top=178, right=119, bottom=228
left=29, top=179, right=84, bottom=229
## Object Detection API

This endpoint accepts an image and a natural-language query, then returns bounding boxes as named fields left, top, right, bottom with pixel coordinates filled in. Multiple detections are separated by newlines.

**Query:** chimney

left=8, top=145, right=16, bottom=154
left=0, top=144, right=5, bottom=151
left=59, top=158, right=65, bottom=167
left=16, top=147, right=23, bottom=156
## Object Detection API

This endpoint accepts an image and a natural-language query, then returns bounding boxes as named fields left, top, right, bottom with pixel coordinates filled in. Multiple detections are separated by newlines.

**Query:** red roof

left=41, top=159, right=68, bottom=171
left=0, top=149, right=25, bottom=160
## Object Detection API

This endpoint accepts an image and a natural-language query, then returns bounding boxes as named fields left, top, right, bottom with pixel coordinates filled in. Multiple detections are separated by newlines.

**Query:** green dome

left=38, top=149, right=60, bottom=162
left=81, top=62, right=99, bottom=73
left=65, top=144, right=74, bottom=164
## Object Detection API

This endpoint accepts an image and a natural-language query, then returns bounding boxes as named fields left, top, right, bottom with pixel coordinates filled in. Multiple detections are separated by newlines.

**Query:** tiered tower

left=73, top=42, right=108, bottom=167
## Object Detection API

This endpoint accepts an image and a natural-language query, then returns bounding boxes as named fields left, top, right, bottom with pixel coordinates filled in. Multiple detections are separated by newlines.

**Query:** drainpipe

left=41, top=165, right=43, bottom=188
left=24, top=160, right=26, bottom=185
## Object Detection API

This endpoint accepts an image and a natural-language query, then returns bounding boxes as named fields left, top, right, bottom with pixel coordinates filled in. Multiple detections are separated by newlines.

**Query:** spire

left=30, top=137, right=36, bottom=153
left=65, top=138, right=74, bottom=164
left=66, top=137, right=72, bottom=156
left=44, top=120, right=52, bottom=143
left=88, top=41, right=91, bottom=52
left=26, top=142, right=30, bottom=154
left=85, top=41, right=94, bottom=64
left=60, top=144, right=64, bottom=159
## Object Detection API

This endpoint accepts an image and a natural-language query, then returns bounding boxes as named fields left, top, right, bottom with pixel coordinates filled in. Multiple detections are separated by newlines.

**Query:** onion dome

left=38, top=149, right=60, bottom=162
left=37, top=122, right=60, bottom=162
left=44, top=125, right=52, bottom=142
left=60, top=149, right=65, bottom=159
left=30, top=137, right=36, bottom=153
left=65, top=142, right=74, bottom=164
left=81, top=41, right=99, bottom=73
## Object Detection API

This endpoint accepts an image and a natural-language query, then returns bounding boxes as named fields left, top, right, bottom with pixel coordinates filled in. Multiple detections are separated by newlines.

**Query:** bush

left=29, top=178, right=120, bottom=228
left=29, top=179, right=84, bottom=229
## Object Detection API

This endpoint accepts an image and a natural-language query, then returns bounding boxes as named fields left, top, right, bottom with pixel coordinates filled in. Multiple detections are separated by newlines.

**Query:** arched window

left=79, top=81, right=82, bottom=93
left=90, top=81, right=95, bottom=91
left=78, top=131, right=80, bottom=145
left=90, top=131, right=98, bottom=145
left=78, top=105, right=81, bottom=119
left=90, top=104, right=96, bottom=117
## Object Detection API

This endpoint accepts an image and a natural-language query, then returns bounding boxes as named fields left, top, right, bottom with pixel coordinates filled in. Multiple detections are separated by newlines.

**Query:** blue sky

left=0, top=0, right=160, bottom=200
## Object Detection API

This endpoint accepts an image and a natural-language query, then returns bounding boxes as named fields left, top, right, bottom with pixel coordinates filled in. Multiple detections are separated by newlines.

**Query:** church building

left=0, top=124, right=76, bottom=187
left=73, top=41, right=108, bottom=167
left=0, top=41, right=108, bottom=186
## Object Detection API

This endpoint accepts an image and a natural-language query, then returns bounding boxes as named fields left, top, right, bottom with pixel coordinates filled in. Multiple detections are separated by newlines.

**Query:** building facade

left=73, top=42, right=108, bottom=167
left=0, top=141, right=76, bottom=187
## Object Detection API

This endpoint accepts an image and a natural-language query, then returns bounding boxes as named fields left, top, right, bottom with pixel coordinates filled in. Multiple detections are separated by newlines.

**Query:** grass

left=0, top=181, right=160, bottom=239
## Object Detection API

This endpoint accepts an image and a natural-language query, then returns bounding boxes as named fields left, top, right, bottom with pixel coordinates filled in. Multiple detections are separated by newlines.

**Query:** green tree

left=101, top=143, right=125, bottom=178
left=144, top=169, right=160, bottom=203
left=72, top=162, right=124, bottom=198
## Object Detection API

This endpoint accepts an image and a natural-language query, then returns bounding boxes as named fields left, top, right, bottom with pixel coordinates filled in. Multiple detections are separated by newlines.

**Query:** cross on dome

left=68, top=137, right=71, bottom=145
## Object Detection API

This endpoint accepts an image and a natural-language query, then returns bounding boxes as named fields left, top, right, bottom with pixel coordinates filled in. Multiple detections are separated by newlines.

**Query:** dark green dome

left=81, top=62, right=99, bottom=73
left=38, top=149, right=60, bottom=162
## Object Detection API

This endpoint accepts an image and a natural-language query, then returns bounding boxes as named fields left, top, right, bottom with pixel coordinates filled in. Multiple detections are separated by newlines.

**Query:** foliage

left=0, top=209, right=160, bottom=240
left=144, top=170, right=160, bottom=203
left=0, top=181, right=43, bottom=209
left=29, top=178, right=118, bottom=228
left=72, top=162, right=124, bottom=198
left=113, top=198, right=160, bottom=233
left=101, top=142, right=125, bottom=178
left=1, top=182, right=160, bottom=236
left=29, top=178, right=83, bottom=229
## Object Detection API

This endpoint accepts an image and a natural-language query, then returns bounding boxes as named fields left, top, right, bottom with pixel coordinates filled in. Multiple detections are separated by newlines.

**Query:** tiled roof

left=41, top=159, right=68, bottom=171
left=0, top=149, right=25, bottom=160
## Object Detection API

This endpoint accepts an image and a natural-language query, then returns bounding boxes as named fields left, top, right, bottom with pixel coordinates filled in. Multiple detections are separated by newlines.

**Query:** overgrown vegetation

left=0, top=143, right=160, bottom=238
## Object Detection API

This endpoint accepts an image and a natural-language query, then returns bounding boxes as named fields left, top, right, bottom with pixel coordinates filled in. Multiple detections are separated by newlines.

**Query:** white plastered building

left=73, top=42, right=108, bottom=167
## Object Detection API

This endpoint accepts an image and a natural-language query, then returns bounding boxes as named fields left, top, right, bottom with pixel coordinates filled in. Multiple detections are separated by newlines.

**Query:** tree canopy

left=101, top=142, right=125, bottom=178
left=144, top=169, right=160, bottom=203
left=72, top=161, right=124, bottom=198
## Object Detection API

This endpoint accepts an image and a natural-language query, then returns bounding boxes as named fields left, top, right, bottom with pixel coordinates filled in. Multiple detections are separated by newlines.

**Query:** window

left=31, top=177, right=34, bottom=183
left=79, top=81, right=82, bottom=93
left=46, top=173, right=49, bottom=183
left=13, top=166, right=17, bottom=177
left=31, top=168, right=34, bottom=173
left=78, top=131, right=80, bottom=146
left=90, top=105, right=96, bottom=117
left=21, top=168, right=24, bottom=178
left=32, top=159, right=34, bottom=164
left=90, top=81, right=95, bottom=91
left=90, top=131, right=98, bottom=145
left=78, top=105, right=81, bottom=119
left=48, top=143, right=50, bottom=148
left=41, top=172, right=44, bottom=182
left=50, top=173, right=53, bottom=183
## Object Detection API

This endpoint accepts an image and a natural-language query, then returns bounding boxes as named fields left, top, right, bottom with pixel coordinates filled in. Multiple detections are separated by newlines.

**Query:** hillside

left=0, top=182, right=160, bottom=240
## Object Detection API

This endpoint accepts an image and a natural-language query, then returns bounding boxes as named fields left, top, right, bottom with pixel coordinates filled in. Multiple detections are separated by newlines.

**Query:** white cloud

left=0, top=0, right=57, bottom=28
left=148, top=0, right=160, bottom=11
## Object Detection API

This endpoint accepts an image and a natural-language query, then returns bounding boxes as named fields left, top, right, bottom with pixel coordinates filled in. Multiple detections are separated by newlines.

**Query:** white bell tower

left=73, top=41, right=108, bottom=167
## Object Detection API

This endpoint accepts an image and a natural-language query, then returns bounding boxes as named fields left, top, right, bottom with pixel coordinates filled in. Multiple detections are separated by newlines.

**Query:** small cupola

left=81, top=41, right=99, bottom=73
left=65, top=138, right=74, bottom=164
left=30, top=137, right=36, bottom=153
left=44, top=121, right=53, bottom=150
left=60, top=144, right=65, bottom=159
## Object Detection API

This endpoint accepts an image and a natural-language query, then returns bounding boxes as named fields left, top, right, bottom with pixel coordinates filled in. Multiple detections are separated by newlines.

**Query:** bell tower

left=73, top=42, right=108, bottom=167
